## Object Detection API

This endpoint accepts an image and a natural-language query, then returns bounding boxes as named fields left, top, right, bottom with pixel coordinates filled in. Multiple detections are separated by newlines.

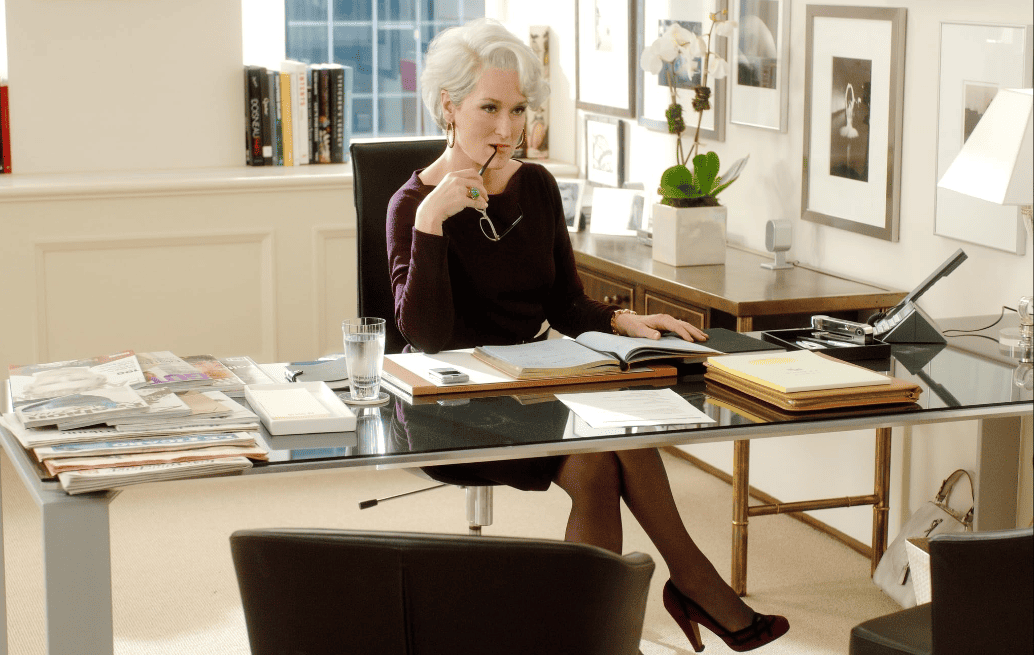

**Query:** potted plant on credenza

left=640, top=9, right=747, bottom=266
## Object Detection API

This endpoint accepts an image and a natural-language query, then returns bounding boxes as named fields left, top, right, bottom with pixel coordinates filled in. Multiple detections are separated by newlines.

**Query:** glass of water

left=342, top=317, right=386, bottom=401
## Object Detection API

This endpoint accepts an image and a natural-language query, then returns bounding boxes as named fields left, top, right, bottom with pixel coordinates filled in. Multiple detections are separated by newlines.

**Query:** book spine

left=343, top=66, right=353, bottom=163
left=244, top=67, right=264, bottom=166
left=283, top=61, right=309, bottom=165
left=0, top=83, right=11, bottom=174
left=318, top=67, right=331, bottom=164
left=271, top=70, right=283, bottom=166
left=258, top=69, right=273, bottom=166
left=279, top=71, right=293, bottom=166
left=308, top=67, right=318, bottom=165
left=329, top=66, right=344, bottom=163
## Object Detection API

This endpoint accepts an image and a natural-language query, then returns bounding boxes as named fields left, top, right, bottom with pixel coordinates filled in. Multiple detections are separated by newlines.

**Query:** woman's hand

left=613, top=312, right=708, bottom=342
left=414, top=168, right=489, bottom=236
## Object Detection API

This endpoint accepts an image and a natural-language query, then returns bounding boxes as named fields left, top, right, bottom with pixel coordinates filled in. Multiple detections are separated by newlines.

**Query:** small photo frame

left=589, top=188, right=641, bottom=236
left=556, top=178, right=587, bottom=232
left=585, top=114, right=625, bottom=188
left=576, top=0, right=636, bottom=118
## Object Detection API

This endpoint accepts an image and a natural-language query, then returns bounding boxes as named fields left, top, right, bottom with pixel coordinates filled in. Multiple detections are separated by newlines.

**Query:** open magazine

left=473, top=332, right=717, bottom=380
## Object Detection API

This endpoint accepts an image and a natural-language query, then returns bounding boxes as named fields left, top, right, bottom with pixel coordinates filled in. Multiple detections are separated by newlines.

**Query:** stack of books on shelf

left=1, top=350, right=280, bottom=495
left=1, top=78, right=11, bottom=174
left=243, top=60, right=353, bottom=167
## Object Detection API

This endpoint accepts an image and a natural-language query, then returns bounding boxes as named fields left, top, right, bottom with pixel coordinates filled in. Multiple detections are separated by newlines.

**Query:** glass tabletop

left=257, top=325, right=1032, bottom=472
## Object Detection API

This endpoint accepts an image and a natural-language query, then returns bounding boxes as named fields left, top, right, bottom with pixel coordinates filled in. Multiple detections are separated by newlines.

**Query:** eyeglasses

left=478, top=203, right=524, bottom=242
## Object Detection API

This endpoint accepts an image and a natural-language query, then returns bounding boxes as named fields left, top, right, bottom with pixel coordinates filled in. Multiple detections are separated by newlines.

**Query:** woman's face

left=445, top=67, right=528, bottom=170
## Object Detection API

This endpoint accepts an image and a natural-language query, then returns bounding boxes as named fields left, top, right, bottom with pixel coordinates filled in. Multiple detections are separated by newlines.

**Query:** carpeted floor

left=2, top=449, right=900, bottom=654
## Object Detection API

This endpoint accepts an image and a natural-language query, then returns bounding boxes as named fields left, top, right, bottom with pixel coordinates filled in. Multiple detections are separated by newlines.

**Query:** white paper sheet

left=555, top=388, right=715, bottom=429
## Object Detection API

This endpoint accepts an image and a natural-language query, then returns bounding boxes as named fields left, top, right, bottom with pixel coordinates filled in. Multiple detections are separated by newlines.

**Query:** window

left=285, top=1, right=484, bottom=138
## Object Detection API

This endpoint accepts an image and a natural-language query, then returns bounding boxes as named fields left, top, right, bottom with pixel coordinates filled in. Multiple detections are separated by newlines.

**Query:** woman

left=387, top=18, right=788, bottom=652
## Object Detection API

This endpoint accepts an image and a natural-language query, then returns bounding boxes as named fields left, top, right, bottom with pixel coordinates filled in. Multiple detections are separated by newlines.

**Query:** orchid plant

left=640, top=10, right=747, bottom=208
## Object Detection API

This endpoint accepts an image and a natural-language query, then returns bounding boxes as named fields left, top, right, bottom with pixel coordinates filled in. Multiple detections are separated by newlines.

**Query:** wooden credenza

left=571, top=233, right=907, bottom=332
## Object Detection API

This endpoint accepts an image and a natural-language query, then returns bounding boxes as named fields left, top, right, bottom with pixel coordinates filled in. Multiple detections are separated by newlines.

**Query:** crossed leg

left=553, top=448, right=754, bottom=631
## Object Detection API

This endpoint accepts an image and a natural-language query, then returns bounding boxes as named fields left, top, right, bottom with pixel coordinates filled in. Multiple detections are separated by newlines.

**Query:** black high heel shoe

left=662, top=580, right=789, bottom=652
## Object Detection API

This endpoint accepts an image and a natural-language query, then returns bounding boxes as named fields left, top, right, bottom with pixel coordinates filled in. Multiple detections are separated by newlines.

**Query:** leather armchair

left=850, top=527, right=1033, bottom=654
left=231, top=528, right=656, bottom=655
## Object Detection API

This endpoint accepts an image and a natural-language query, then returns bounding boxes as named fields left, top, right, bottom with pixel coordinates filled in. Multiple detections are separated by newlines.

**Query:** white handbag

left=872, top=469, right=973, bottom=607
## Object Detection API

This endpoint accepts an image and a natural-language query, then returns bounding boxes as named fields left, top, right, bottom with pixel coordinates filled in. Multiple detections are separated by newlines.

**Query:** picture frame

left=556, top=178, right=588, bottom=232
left=730, top=0, right=791, bottom=132
left=585, top=114, right=625, bottom=188
left=934, top=22, right=1032, bottom=254
left=802, top=5, right=907, bottom=242
left=576, top=0, right=637, bottom=118
left=636, top=0, right=727, bottom=141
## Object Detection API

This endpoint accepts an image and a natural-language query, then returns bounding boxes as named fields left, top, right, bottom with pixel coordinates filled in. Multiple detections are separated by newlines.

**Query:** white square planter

left=651, top=203, right=727, bottom=266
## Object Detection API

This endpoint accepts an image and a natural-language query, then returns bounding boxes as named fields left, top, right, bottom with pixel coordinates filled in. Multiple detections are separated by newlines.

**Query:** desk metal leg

left=42, top=494, right=115, bottom=655
left=872, top=427, right=891, bottom=575
left=731, top=440, right=750, bottom=596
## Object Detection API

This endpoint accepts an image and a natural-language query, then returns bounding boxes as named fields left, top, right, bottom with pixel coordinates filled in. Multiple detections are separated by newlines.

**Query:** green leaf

left=692, top=151, right=721, bottom=195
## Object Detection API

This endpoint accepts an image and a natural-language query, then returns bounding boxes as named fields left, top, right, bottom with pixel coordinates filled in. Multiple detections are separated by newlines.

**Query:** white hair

left=421, top=18, right=549, bottom=130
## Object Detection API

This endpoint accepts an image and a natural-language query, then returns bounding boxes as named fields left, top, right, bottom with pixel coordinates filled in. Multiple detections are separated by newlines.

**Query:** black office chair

left=849, top=526, right=1033, bottom=654
left=231, top=528, right=655, bottom=655
left=350, top=139, right=495, bottom=534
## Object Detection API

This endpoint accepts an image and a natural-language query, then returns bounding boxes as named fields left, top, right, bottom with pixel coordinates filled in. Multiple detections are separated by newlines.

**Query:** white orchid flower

left=684, top=32, right=708, bottom=58
left=655, top=32, right=680, bottom=62
left=679, top=54, right=699, bottom=78
left=708, top=55, right=729, bottom=80
left=639, top=43, right=664, bottom=74
left=715, top=19, right=737, bottom=38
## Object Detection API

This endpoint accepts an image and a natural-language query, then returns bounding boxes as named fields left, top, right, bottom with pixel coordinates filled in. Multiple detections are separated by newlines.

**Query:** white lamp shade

left=938, top=88, right=1033, bottom=206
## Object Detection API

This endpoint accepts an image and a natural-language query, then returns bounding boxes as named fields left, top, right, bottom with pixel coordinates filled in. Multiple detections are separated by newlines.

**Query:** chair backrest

left=929, top=527, right=1033, bottom=653
left=231, top=528, right=655, bottom=655
left=350, top=139, right=447, bottom=354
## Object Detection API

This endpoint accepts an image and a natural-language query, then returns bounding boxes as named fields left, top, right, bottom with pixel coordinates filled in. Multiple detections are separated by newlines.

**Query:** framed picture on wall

left=802, top=5, right=907, bottom=242
left=585, top=114, right=625, bottom=188
left=556, top=178, right=587, bottom=232
left=934, top=22, right=1032, bottom=254
left=636, top=0, right=727, bottom=141
left=730, top=0, right=791, bottom=132
left=576, top=0, right=636, bottom=118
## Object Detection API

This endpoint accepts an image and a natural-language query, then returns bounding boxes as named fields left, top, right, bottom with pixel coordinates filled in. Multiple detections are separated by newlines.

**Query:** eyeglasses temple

left=478, top=146, right=498, bottom=176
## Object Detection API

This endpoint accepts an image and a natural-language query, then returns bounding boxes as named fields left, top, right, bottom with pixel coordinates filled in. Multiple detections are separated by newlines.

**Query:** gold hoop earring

left=446, top=122, right=456, bottom=148
left=516, top=128, right=526, bottom=149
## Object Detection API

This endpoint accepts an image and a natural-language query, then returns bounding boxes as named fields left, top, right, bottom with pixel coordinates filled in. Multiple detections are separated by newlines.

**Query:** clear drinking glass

left=342, top=317, right=386, bottom=400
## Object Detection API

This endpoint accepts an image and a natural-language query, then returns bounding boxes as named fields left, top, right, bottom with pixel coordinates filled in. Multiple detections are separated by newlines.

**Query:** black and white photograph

left=962, top=81, right=998, bottom=144
left=585, top=114, right=625, bottom=188
left=577, top=0, right=636, bottom=117
left=730, top=0, right=789, bottom=130
left=637, top=0, right=727, bottom=140
left=829, top=56, right=872, bottom=182
left=555, top=178, right=587, bottom=232
left=935, top=22, right=1032, bottom=253
left=737, top=0, right=779, bottom=89
left=802, top=5, right=906, bottom=242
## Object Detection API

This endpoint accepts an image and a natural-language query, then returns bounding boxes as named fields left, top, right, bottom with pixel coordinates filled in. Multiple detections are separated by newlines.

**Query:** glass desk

left=1, top=318, right=1030, bottom=655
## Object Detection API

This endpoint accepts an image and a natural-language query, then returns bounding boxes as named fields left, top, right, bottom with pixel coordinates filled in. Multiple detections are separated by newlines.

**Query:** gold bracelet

left=611, top=308, right=636, bottom=334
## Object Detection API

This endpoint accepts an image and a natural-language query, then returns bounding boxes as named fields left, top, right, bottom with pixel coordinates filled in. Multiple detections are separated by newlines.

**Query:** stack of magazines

left=2, top=350, right=280, bottom=494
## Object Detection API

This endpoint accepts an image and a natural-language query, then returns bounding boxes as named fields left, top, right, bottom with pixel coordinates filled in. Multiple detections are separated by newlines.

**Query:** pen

left=478, top=146, right=497, bottom=176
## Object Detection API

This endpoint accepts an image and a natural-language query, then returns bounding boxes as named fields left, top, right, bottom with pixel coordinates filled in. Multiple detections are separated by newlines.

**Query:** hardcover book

left=244, top=66, right=266, bottom=165
left=279, top=70, right=293, bottom=166
left=281, top=60, right=309, bottom=165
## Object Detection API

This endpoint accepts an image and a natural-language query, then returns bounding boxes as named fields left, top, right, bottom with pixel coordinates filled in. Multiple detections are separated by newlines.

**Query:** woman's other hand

left=614, top=312, right=708, bottom=342
left=414, top=168, right=489, bottom=235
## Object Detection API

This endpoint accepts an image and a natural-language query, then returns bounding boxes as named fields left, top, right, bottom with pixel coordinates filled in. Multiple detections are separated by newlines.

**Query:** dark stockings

left=553, top=448, right=754, bottom=632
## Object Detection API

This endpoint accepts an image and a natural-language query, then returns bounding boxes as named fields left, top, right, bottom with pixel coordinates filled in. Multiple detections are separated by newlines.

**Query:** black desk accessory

left=869, top=249, right=967, bottom=344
